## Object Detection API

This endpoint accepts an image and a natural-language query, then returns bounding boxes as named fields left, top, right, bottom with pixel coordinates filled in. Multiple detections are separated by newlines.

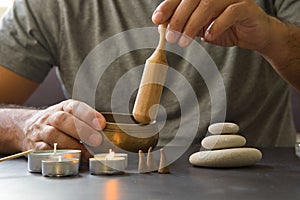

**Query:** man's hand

left=152, top=0, right=300, bottom=91
left=152, top=0, right=271, bottom=51
left=20, top=100, right=106, bottom=161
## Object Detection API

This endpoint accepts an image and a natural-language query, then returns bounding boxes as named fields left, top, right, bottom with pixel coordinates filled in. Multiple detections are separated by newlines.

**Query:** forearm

left=0, top=106, right=36, bottom=154
left=258, top=17, right=300, bottom=92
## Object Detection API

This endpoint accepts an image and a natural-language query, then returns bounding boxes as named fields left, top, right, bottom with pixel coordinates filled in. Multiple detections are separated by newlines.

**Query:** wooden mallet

left=133, top=23, right=168, bottom=124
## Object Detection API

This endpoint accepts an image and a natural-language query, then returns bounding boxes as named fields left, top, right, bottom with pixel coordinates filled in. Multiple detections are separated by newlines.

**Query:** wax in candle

left=94, top=152, right=128, bottom=167
left=90, top=149, right=127, bottom=175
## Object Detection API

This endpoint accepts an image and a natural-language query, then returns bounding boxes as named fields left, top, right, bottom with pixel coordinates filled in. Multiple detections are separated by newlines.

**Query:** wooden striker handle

left=133, top=24, right=168, bottom=124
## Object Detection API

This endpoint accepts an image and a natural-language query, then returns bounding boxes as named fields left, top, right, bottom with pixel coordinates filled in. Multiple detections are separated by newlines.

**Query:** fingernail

left=204, top=29, right=213, bottom=41
left=204, top=21, right=215, bottom=41
left=88, top=133, right=102, bottom=147
left=152, top=10, right=164, bottom=22
left=166, top=30, right=179, bottom=43
left=178, top=36, right=192, bottom=47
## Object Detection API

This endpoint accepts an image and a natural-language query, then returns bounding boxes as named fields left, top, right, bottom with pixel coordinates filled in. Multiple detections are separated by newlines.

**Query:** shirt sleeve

left=0, top=0, right=60, bottom=83
left=274, top=0, right=300, bottom=26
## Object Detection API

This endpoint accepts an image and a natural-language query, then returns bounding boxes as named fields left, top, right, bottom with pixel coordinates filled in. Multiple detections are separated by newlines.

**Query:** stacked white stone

left=189, top=122, right=262, bottom=168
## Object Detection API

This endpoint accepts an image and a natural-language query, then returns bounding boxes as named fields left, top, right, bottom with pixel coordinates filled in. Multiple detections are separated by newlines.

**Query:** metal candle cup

left=90, top=149, right=127, bottom=175
left=94, top=153, right=128, bottom=168
left=42, top=156, right=79, bottom=177
left=89, top=157, right=126, bottom=175
left=28, top=150, right=81, bottom=173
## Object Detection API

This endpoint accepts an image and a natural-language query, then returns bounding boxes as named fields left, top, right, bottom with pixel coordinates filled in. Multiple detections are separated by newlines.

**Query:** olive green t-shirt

left=0, top=0, right=299, bottom=146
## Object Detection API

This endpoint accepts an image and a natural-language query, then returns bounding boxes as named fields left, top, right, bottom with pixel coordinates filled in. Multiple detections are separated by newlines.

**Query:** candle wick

left=106, top=149, right=115, bottom=160
left=53, top=143, right=58, bottom=155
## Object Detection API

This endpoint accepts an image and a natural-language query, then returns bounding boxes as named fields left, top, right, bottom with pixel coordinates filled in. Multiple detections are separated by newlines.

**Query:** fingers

left=61, top=100, right=106, bottom=131
left=47, top=112, right=102, bottom=146
left=153, top=0, right=250, bottom=47
left=179, top=0, right=243, bottom=47
left=22, top=100, right=105, bottom=162
left=35, top=99, right=106, bottom=147
left=203, top=2, right=248, bottom=42
left=28, top=125, right=92, bottom=162
left=166, top=0, right=201, bottom=43
left=46, top=100, right=105, bottom=147
left=33, top=141, right=52, bottom=151
left=152, top=0, right=181, bottom=25
left=37, top=125, right=83, bottom=148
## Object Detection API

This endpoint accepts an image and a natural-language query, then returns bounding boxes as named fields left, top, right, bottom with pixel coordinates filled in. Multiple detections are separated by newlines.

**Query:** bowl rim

left=101, top=112, right=157, bottom=126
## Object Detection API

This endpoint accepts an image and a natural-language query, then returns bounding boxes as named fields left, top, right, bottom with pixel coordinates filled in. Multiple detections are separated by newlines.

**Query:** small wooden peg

left=147, top=147, right=158, bottom=172
left=158, top=148, right=170, bottom=174
left=138, top=150, right=149, bottom=173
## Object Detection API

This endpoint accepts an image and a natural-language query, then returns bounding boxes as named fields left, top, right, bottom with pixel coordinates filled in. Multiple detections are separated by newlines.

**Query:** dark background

left=25, top=67, right=300, bottom=134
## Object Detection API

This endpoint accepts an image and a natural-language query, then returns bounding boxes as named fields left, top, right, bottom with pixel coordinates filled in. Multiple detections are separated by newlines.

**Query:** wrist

left=0, top=108, right=37, bottom=153
left=257, top=16, right=289, bottom=69
left=257, top=17, right=300, bottom=91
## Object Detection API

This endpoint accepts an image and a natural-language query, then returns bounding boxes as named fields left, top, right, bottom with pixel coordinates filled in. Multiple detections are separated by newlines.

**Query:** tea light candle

left=42, top=155, right=80, bottom=177
left=41, top=143, right=80, bottom=177
left=28, top=143, right=81, bottom=173
left=94, top=150, right=128, bottom=167
left=90, top=149, right=126, bottom=175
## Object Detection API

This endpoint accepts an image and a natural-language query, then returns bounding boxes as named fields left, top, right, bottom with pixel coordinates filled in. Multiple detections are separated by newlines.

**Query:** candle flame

left=106, top=149, right=115, bottom=160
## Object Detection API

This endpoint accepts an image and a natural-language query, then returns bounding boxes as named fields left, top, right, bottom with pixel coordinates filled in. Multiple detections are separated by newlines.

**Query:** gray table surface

left=1, top=146, right=300, bottom=200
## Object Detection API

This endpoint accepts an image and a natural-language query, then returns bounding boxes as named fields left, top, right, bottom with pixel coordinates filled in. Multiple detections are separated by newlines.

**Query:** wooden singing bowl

left=102, top=112, right=159, bottom=153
